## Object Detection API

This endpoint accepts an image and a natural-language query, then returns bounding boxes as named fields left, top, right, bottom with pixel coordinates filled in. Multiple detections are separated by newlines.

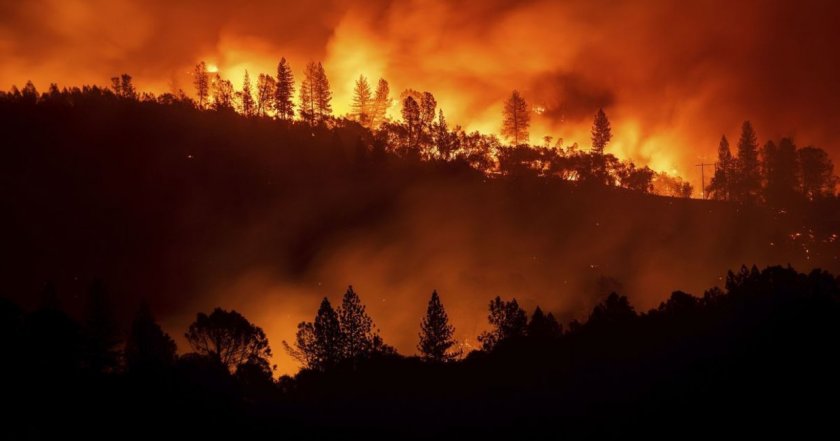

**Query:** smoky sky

left=3, top=0, right=840, bottom=182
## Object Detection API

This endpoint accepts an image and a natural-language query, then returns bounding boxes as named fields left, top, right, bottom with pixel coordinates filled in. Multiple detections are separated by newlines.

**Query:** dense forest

left=2, top=265, right=839, bottom=438
left=2, top=76, right=840, bottom=438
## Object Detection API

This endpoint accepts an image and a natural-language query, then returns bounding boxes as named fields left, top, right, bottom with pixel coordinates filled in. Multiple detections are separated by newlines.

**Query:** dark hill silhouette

left=1, top=90, right=839, bottom=378
left=1, top=265, right=839, bottom=439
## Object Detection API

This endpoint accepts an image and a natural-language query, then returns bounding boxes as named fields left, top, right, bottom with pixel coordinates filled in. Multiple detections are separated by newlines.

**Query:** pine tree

left=274, top=57, right=295, bottom=120
left=798, top=146, right=837, bottom=200
left=193, top=61, right=210, bottom=109
left=284, top=297, right=343, bottom=370
left=256, top=73, right=276, bottom=117
left=733, top=121, right=761, bottom=202
left=314, top=62, right=332, bottom=123
left=370, top=78, right=391, bottom=129
left=433, top=109, right=454, bottom=160
left=763, top=137, right=799, bottom=206
left=502, top=90, right=530, bottom=145
left=83, top=281, right=121, bottom=373
left=338, top=286, right=376, bottom=359
left=402, top=96, right=421, bottom=152
left=351, top=75, right=373, bottom=127
left=299, top=62, right=318, bottom=125
left=418, top=290, right=460, bottom=362
left=124, top=303, right=177, bottom=374
left=526, top=306, right=562, bottom=339
left=591, top=108, right=612, bottom=154
left=708, top=135, right=733, bottom=201
left=239, top=70, right=255, bottom=116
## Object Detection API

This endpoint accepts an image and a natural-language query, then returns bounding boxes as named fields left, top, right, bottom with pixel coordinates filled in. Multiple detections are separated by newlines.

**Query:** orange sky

left=3, top=0, right=839, bottom=185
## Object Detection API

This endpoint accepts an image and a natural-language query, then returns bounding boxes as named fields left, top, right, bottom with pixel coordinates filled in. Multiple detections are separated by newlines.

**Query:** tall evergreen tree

left=256, top=73, right=276, bottom=117
left=418, top=290, right=460, bottom=362
left=193, top=61, right=210, bottom=110
left=526, top=306, right=562, bottom=339
left=708, top=135, right=734, bottom=201
left=239, top=70, right=255, bottom=116
left=314, top=62, right=332, bottom=123
left=351, top=75, right=373, bottom=127
left=83, top=281, right=121, bottom=374
left=591, top=108, right=612, bottom=154
left=733, top=121, right=761, bottom=202
left=402, top=95, right=421, bottom=152
left=337, top=286, right=376, bottom=359
left=299, top=62, right=318, bottom=125
left=124, top=303, right=177, bottom=374
left=420, top=91, right=437, bottom=132
left=763, top=137, right=799, bottom=206
left=502, top=90, right=530, bottom=145
left=274, top=57, right=295, bottom=120
left=284, top=298, right=343, bottom=370
left=370, top=78, right=391, bottom=128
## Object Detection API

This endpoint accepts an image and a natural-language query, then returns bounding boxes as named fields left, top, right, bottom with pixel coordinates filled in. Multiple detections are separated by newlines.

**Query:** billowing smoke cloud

left=3, top=0, right=840, bottom=376
left=2, top=0, right=839, bottom=182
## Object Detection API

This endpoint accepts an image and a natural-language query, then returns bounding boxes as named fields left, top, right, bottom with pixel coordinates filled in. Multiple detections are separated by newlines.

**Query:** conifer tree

left=591, top=108, right=612, bottom=154
left=502, top=90, right=530, bottom=145
left=239, top=70, right=255, bottom=116
left=418, top=290, right=460, bottom=362
left=284, top=297, right=343, bottom=370
left=193, top=61, right=210, bottom=109
left=733, top=121, right=761, bottom=202
left=256, top=73, right=276, bottom=117
left=314, top=62, right=332, bottom=123
left=124, top=303, right=177, bottom=373
left=299, top=62, right=318, bottom=125
left=351, top=75, right=373, bottom=127
left=274, top=57, right=295, bottom=120
left=337, top=286, right=376, bottom=359
left=370, top=78, right=391, bottom=128
left=708, top=135, right=734, bottom=201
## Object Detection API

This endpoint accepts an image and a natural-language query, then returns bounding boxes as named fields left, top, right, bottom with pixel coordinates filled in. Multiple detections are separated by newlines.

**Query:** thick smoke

left=2, top=0, right=839, bottom=182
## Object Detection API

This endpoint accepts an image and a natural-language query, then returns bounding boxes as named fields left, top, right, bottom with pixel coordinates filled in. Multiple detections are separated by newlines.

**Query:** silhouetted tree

left=185, top=308, right=271, bottom=372
left=420, top=91, right=437, bottom=131
left=708, top=135, right=734, bottom=201
left=591, top=108, right=612, bottom=155
left=418, top=290, right=460, bottom=362
left=313, top=62, right=332, bottom=123
left=193, top=61, right=210, bottom=110
left=274, top=57, right=295, bottom=120
left=526, top=306, right=562, bottom=339
left=763, top=137, right=799, bottom=206
left=21, top=81, right=38, bottom=104
left=733, top=121, right=761, bottom=202
left=351, top=75, right=373, bottom=127
left=588, top=292, right=636, bottom=326
left=211, top=75, right=234, bottom=111
left=798, top=146, right=836, bottom=200
left=478, top=297, right=527, bottom=351
left=502, top=90, right=530, bottom=145
left=433, top=109, right=455, bottom=160
left=238, top=70, right=255, bottom=116
left=256, top=73, right=276, bottom=117
left=370, top=78, right=391, bottom=129
left=337, top=286, right=377, bottom=359
left=299, top=62, right=318, bottom=124
left=83, top=281, right=121, bottom=373
left=618, top=162, right=655, bottom=193
left=284, top=298, right=342, bottom=371
left=125, top=302, right=177, bottom=374
left=111, top=74, right=136, bottom=100
left=402, top=95, right=421, bottom=152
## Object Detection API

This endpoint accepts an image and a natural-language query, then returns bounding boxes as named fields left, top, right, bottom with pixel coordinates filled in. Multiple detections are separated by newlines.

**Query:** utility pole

left=696, top=162, right=716, bottom=199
